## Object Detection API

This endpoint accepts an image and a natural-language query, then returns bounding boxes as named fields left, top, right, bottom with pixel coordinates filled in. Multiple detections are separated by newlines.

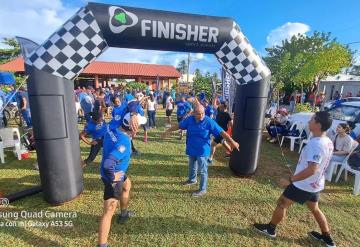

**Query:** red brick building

left=0, top=57, right=181, bottom=90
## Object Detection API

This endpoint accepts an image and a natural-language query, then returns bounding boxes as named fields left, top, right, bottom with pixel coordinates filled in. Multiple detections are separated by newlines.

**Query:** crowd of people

left=2, top=82, right=355, bottom=247
left=71, top=85, right=240, bottom=246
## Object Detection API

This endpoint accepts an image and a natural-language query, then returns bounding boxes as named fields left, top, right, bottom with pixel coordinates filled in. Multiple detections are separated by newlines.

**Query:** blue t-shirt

left=199, top=92, right=206, bottom=101
left=179, top=116, right=223, bottom=157
left=176, top=101, right=192, bottom=117
left=78, top=92, right=88, bottom=102
left=205, top=105, right=215, bottom=118
left=84, top=120, right=107, bottom=140
left=109, top=103, right=127, bottom=129
left=109, top=101, right=143, bottom=130
left=104, top=92, right=113, bottom=105
left=124, top=93, right=134, bottom=102
left=80, top=94, right=94, bottom=115
left=101, top=128, right=131, bottom=182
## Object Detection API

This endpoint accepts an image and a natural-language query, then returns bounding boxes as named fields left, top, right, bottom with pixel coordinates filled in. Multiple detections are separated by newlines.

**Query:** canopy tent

left=0, top=72, right=15, bottom=85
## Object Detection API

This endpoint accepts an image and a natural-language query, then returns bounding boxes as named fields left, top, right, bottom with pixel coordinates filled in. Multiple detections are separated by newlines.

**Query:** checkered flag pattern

left=25, top=7, right=108, bottom=80
left=215, top=22, right=271, bottom=85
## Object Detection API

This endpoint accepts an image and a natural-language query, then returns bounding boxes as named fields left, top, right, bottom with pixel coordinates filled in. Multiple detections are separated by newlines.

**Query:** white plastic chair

left=280, top=122, right=306, bottom=151
left=298, top=132, right=313, bottom=153
left=335, top=142, right=360, bottom=195
left=0, top=127, right=22, bottom=163
left=325, top=141, right=358, bottom=182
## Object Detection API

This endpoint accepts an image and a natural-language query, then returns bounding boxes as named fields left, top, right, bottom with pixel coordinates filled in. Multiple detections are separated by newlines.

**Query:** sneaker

left=131, top=150, right=140, bottom=157
left=181, top=180, right=197, bottom=186
left=253, top=223, right=276, bottom=238
left=192, top=190, right=206, bottom=197
left=269, top=138, right=277, bottom=143
left=308, top=231, right=336, bottom=247
left=117, top=210, right=135, bottom=224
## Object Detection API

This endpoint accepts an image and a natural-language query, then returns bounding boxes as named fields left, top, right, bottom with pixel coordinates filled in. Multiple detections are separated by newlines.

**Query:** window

left=327, top=105, right=360, bottom=122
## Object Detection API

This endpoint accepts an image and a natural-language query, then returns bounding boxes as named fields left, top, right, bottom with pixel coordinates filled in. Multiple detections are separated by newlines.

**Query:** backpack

left=348, top=145, right=360, bottom=171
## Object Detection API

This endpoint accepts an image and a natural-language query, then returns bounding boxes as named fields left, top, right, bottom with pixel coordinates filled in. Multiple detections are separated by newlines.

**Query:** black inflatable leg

left=5, top=186, right=42, bottom=203
left=26, top=66, right=83, bottom=205
left=229, top=79, right=270, bottom=175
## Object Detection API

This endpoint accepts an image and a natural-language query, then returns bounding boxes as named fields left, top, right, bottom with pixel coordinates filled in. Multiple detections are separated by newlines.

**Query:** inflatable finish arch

left=24, top=2, right=271, bottom=204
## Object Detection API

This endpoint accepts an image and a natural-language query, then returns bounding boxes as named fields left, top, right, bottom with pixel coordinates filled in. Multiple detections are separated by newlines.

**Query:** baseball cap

left=122, top=113, right=147, bottom=131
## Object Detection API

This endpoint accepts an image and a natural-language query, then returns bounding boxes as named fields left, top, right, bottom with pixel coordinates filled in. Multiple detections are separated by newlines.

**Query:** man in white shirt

left=254, top=111, right=336, bottom=247
left=165, top=96, right=174, bottom=128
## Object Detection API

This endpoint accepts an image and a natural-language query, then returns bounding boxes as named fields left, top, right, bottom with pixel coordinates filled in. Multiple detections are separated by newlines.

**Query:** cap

left=135, top=92, right=144, bottom=101
left=122, top=113, right=147, bottom=130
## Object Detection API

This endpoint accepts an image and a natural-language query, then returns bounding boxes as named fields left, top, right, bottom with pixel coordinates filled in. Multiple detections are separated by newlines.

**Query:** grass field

left=0, top=109, right=359, bottom=247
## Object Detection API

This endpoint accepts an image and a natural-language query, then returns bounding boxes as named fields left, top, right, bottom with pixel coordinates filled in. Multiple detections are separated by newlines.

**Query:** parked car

left=324, top=97, right=360, bottom=110
left=289, top=101, right=360, bottom=139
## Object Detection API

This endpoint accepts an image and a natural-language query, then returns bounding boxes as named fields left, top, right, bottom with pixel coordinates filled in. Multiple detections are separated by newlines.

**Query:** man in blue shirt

left=17, top=87, right=32, bottom=127
left=98, top=113, right=146, bottom=247
left=204, top=100, right=215, bottom=119
left=79, top=112, right=107, bottom=167
left=80, top=87, right=94, bottom=122
left=161, top=105, right=239, bottom=197
left=176, top=96, right=193, bottom=140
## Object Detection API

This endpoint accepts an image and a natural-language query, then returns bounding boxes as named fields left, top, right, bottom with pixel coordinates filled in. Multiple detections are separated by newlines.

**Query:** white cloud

left=98, top=49, right=208, bottom=69
left=266, top=22, right=310, bottom=48
left=0, top=0, right=77, bottom=43
left=194, top=53, right=204, bottom=60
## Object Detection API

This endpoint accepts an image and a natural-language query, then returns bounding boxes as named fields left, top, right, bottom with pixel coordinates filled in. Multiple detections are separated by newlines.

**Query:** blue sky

left=1, top=0, right=359, bottom=74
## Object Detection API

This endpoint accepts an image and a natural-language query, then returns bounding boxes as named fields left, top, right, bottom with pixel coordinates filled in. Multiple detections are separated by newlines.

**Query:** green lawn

left=0, top=109, right=359, bottom=247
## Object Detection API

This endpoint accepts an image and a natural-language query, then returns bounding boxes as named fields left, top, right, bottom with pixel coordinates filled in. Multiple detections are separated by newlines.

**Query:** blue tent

left=0, top=72, right=15, bottom=85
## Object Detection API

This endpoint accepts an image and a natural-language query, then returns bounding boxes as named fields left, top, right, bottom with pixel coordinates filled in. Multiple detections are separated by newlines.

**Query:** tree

left=0, top=37, right=20, bottom=64
left=192, top=70, right=213, bottom=98
left=176, top=59, right=188, bottom=74
left=264, top=32, right=334, bottom=94
left=294, top=42, right=352, bottom=109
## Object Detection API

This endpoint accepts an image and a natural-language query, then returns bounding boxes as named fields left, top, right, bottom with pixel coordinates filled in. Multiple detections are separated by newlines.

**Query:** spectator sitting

left=330, top=123, right=353, bottom=163
left=266, top=108, right=289, bottom=143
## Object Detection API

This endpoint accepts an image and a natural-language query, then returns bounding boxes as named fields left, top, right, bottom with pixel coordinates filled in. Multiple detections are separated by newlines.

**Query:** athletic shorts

left=282, top=183, right=320, bottom=204
left=213, top=135, right=224, bottom=144
left=102, top=176, right=127, bottom=201
left=177, top=116, right=184, bottom=123
left=166, top=109, right=173, bottom=117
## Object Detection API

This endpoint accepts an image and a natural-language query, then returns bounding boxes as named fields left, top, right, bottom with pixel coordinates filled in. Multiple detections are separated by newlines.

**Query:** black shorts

left=177, top=116, right=184, bottom=123
left=213, top=135, right=223, bottom=144
left=282, top=183, right=320, bottom=204
left=102, top=177, right=127, bottom=201
left=166, top=109, right=173, bottom=117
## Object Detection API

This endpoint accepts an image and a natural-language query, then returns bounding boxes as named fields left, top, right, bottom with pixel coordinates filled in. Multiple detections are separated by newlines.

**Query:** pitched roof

left=0, top=57, right=181, bottom=78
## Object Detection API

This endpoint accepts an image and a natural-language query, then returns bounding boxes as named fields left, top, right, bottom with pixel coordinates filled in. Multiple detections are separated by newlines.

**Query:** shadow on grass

left=1, top=175, right=41, bottom=195
left=0, top=223, right=63, bottom=247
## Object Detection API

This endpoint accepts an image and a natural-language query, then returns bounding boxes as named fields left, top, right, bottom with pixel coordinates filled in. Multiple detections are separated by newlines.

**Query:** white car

left=289, top=101, right=360, bottom=139
left=324, top=97, right=360, bottom=110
